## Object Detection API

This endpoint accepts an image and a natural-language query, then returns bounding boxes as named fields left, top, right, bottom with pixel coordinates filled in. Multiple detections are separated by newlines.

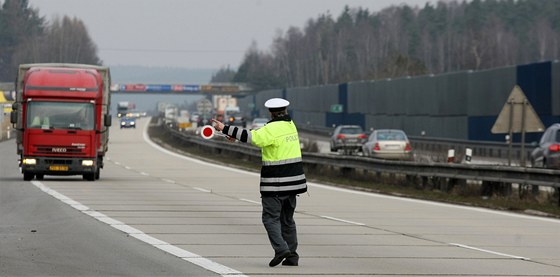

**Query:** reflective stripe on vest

left=262, top=157, right=302, bottom=166
left=260, top=174, right=306, bottom=184
left=260, top=183, right=308, bottom=192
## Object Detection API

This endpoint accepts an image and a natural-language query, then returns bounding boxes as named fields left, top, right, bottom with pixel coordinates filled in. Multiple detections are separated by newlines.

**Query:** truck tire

left=95, top=168, right=100, bottom=180
left=23, top=173, right=34, bottom=181
left=36, top=174, right=44, bottom=180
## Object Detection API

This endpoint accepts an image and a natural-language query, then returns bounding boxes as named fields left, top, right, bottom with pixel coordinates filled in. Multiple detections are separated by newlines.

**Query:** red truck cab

left=11, top=64, right=111, bottom=181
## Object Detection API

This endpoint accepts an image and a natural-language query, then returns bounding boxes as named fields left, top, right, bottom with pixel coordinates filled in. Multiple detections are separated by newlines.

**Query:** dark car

left=530, top=123, right=560, bottom=169
left=120, top=116, right=136, bottom=129
left=330, top=125, right=367, bottom=154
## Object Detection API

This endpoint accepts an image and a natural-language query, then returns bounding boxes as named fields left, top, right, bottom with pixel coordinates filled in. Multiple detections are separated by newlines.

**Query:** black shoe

left=269, top=250, right=291, bottom=267
left=282, top=253, right=299, bottom=266
left=281, top=258, right=298, bottom=266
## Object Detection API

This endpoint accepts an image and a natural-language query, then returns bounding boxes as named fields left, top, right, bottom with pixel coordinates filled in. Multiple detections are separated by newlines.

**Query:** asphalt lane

left=2, top=117, right=560, bottom=276
left=0, top=133, right=219, bottom=276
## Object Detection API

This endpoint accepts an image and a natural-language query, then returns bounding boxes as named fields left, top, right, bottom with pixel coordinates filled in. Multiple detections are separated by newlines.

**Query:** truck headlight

left=130, top=122, right=135, bottom=125
left=82, top=160, right=94, bottom=166
left=121, top=122, right=125, bottom=126
left=23, top=158, right=37, bottom=165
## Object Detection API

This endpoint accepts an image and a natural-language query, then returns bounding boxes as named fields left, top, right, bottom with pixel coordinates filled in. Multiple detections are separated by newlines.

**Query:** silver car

left=330, top=125, right=367, bottom=153
left=362, top=129, right=413, bottom=160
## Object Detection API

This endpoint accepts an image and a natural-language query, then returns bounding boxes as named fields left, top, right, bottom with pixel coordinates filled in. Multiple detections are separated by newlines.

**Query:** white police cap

left=264, top=98, right=290, bottom=109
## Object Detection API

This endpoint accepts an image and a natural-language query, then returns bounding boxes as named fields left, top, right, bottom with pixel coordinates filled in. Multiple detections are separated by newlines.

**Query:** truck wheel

left=83, top=173, right=95, bottom=181
left=23, top=173, right=34, bottom=181
left=95, top=168, right=100, bottom=180
left=36, top=174, right=44, bottom=180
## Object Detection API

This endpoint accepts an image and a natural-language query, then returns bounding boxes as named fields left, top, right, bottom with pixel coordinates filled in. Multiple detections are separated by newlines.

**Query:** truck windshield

left=27, top=101, right=95, bottom=130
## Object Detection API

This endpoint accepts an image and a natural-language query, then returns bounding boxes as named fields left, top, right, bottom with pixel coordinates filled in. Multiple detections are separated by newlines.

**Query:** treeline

left=224, top=0, right=560, bottom=89
left=0, top=0, right=100, bottom=82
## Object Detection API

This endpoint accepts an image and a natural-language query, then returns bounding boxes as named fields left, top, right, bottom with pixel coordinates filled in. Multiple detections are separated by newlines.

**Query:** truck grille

left=44, top=159, right=73, bottom=165
left=34, top=145, right=85, bottom=156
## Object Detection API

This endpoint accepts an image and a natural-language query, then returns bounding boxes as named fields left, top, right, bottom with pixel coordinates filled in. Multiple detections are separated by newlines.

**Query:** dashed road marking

left=449, top=243, right=531, bottom=261
left=321, top=215, right=366, bottom=226
left=30, top=180, right=248, bottom=277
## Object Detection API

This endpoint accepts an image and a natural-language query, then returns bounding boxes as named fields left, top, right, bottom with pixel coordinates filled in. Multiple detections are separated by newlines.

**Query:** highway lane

left=1, top=117, right=560, bottom=276
left=0, top=137, right=219, bottom=276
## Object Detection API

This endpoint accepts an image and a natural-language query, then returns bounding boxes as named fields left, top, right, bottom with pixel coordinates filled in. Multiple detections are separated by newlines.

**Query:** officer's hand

left=211, top=119, right=224, bottom=131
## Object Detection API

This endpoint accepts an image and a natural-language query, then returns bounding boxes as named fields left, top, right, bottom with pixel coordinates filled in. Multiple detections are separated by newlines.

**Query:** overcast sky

left=29, top=0, right=433, bottom=70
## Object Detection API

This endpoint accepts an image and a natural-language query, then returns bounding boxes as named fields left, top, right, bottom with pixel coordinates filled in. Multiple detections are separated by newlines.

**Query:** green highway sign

left=330, top=104, right=343, bottom=113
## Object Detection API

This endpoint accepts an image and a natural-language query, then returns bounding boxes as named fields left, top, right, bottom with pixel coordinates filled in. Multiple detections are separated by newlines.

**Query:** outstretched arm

left=212, top=119, right=251, bottom=143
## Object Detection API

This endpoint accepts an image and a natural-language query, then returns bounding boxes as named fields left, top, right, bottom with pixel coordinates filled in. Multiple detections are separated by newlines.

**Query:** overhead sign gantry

left=111, top=83, right=252, bottom=95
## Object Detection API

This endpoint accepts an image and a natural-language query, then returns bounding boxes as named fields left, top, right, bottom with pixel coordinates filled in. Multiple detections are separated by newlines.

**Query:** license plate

left=345, top=139, right=357, bottom=143
left=49, top=165, right=69, bottom=171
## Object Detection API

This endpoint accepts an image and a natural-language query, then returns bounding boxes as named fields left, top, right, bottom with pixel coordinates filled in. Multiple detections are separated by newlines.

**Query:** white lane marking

left=161, top=178, right=175, bottom=183
left=96, top=216, right=124, bottom=225
left=142, top=118, right=560, bottom=225
left=321, top=215, right=366, bottom=226
left=112, top=224, right=144, bottom=234
left=140, top=172, right=149, bottom=176
left=193, top=187, right=211, bottom=193
left=184, top=258, right=243, bottom=276
left=83, top=210, right=106, bottom=218
left=124, top=166, right=132, bottom=170
left=31, top=180, right=248, bottom=277
left=239, top=198, right=260, bottom=205
left=156, top=244, right=199, bottom=258
left=449, top=243, right=531, bottom=261
left=131, top=233, right=167, bottom=245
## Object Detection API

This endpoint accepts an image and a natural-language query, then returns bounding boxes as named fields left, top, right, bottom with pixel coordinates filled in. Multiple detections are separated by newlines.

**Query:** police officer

left=212, top=98, right=307, bottom=267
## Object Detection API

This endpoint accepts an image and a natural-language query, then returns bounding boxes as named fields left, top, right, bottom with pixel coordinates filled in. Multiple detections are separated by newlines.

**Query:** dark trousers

left=261, top=195, right=298, bottom=257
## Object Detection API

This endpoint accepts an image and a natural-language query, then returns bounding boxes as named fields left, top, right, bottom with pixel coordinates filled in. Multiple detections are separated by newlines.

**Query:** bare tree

left=235, top=0, right=560, bottom=88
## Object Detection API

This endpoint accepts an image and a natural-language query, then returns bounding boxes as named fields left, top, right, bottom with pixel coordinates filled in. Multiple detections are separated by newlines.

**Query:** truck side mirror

left=104, top=114, right=112, bottom=127
left=10, top=111, right=17, bottom=124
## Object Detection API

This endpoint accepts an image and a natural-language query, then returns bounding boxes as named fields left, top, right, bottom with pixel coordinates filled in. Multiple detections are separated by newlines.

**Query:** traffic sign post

left=491, top=85, right=544, bottom=166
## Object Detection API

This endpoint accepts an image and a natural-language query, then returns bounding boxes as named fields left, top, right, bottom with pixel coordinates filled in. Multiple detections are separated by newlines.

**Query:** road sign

left=330, top=104, right=343, bottom=113
left=197, top=99, right=213, bottom=114
left=491, top=85, right=545, bottom=166
left=491, top=85, right=544, bottom=134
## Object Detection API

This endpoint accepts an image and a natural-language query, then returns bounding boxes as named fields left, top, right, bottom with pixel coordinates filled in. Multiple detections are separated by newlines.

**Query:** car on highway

left=125, top=110, right=142, bottom=118
left=120, top=116, right=136, bottom=129
left=330, top=125, right=367, bottom=154
left=362, top=129, right=413, bottom=160
left=530, top=123, right=560, bottom=169
left=250, top=117, right=268, bottom=130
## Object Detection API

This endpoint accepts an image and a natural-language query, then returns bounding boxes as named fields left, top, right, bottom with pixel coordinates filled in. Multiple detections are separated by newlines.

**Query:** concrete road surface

left=1, top=117, right=559, bottom=276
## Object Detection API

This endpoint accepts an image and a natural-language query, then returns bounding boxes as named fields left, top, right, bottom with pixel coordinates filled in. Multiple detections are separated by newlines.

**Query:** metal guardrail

left=297, top=125, right=532, bottom=163
left=409, top=135, right=531, bottom=163
left=160, top=124, right=560, bottom=190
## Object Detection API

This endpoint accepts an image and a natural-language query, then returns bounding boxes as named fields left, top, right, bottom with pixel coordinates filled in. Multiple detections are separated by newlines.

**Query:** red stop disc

left=201, top=125, right=214, bottom=139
